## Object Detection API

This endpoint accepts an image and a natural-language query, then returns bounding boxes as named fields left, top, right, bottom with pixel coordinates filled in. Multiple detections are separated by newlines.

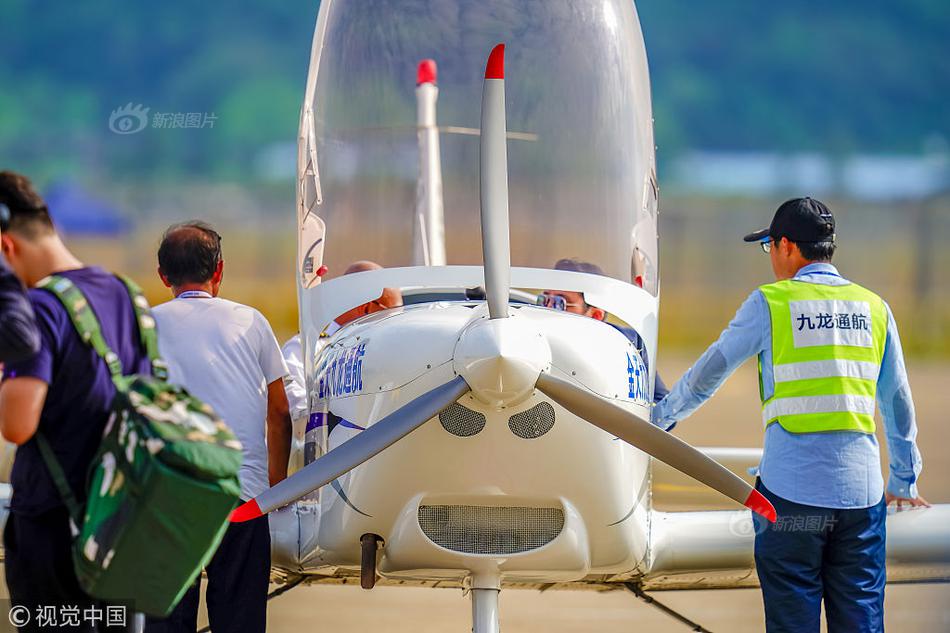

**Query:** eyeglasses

left=761, top=236, right=834, bottom=254
left=0, top=203, right=10, bottom=232
left=537, top=293, right=584, bottom=311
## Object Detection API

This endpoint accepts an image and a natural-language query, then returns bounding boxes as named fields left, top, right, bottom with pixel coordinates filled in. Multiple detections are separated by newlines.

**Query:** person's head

left=0, top=171, right=75, bottom=286
left=157, top=221, right=224, bottom=296
left=744, top=197, right=836, bottom=281
left=538, top=258, right=606, bottom=320
left=335, top=260, right=403, bottom=326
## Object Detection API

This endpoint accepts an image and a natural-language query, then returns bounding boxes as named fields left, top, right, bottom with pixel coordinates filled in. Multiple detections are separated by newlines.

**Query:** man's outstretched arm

left=652, top=290, right=769, bottom=430
left=877, top=303, right=927, bottom=508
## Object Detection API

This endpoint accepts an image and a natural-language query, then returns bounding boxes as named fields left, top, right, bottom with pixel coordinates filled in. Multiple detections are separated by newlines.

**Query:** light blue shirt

left=653, top=263, right=922, bottom=509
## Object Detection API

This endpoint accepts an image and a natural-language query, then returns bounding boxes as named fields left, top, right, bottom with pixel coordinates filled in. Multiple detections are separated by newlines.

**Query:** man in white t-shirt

left=146, top=222, right=292, bottom=633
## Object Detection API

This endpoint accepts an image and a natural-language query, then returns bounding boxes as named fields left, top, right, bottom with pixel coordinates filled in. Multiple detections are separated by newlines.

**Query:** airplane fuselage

left=299, top=300, right=654, bottom=584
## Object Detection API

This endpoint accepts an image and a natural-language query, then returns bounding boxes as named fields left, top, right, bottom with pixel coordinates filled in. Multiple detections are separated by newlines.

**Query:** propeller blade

left=536, top=373, right=776, bottom=522
left=231, top=376, right=471, bottom=521
left=479, top=43, right=511, bottom=320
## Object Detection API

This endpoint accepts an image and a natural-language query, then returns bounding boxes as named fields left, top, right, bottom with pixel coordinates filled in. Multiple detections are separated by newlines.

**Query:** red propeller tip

left=485, top=43, right=505, bottom=80
left=744, top=489, right=777, bottom=523
left=230, top=499, right=263, bottom=523
left=417, top=59, right=437, bottom=85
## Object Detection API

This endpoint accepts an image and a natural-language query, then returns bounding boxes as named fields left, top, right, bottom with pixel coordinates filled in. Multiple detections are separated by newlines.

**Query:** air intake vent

left=508, top=402, right=556, bottom=439
left=439, top=403, right=486, bottom=437
left=418, top=505, right=564, bottom=555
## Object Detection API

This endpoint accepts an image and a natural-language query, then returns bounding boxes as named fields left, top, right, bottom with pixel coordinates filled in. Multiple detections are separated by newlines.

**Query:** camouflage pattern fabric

left=35, top=274, right=243, bottom=617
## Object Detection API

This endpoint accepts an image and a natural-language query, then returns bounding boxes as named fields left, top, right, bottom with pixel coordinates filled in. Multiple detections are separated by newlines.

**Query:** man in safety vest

left=652, top=197, right=927, bottom=633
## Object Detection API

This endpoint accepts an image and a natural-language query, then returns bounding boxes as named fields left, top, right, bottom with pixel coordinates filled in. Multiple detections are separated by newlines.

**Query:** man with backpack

left=0, top=170, right=150, bottom=630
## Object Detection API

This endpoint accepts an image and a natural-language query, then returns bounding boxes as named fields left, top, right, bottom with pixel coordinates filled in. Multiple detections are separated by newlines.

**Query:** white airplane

left=1, top=2, right=942, bottom=633
left=224, top=2, right=950, bottom=631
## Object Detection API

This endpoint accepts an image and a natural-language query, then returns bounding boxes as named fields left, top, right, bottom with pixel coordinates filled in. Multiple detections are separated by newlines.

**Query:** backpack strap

left=33, top=276, right=121, bottom=532
left=34, top=274, right=167, bottom=529
left=35, top=432, right=83, bottom=535
left=37, top=275, right=123, bottom=381
left=116, top=275, right=168, bottom=380
left=34, top=274, right=165, bottom=535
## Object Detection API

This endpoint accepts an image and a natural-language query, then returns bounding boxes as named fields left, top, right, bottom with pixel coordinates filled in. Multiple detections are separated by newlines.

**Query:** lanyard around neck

left=177, top=290, right=213, bottom=299
left=797, top=269, right=840, bottom=279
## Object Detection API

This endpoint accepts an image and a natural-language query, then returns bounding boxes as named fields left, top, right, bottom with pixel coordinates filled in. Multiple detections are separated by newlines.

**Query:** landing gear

left=360, top=533, right=382, bottom=589
left=470, top=588, right=500, bottom=633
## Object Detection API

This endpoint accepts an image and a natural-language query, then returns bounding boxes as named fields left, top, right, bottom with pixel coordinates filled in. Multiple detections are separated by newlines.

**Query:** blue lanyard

left=797, top=269, right=840, bottom=279
left=177, top=290, right=212, bottom=299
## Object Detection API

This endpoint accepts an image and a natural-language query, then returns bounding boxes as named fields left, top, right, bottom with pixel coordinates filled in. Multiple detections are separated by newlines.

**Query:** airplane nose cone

left=453, top=313, right=551, bottom=408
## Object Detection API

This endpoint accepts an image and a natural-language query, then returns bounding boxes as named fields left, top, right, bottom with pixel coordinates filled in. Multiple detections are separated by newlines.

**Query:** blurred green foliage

left=0, top=0, right=947, bottom=182
left=640, top=0, right=949, bottom=159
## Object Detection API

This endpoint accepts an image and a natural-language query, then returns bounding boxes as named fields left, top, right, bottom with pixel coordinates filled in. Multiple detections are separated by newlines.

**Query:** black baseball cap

left=743, top=197, right=836, bottom=244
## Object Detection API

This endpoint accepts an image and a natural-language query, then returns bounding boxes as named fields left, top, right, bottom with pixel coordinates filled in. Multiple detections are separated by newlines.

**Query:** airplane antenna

left=479, top=43, right=511, bottom=319
left=412, top=59, right=446, bottom=266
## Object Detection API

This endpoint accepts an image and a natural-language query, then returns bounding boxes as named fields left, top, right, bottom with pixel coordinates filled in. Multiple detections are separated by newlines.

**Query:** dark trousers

left=752, top=479, right=886, bottom=633
left=145, top=514, right=270, bottom=633
left=4, top=507, right=135, bottom=632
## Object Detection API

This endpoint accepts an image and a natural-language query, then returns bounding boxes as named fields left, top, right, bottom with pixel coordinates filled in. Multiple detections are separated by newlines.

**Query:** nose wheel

left=470, top=588, right=500, bottom=633
left=360, top=533, right=382, bottom=589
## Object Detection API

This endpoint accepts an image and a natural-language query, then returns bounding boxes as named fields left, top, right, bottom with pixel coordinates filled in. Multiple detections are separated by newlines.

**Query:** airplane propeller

left=231, top=376, right=470, bottom=521
left=479, top=43, right=511, bottom=320
left=535, top=373, right=776, bottom=521
left=231, top=43, right=776, bottom=525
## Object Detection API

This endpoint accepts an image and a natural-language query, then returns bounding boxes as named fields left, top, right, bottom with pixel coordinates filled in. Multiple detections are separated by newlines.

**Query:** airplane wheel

left=360, top=533, right=382, bottom=589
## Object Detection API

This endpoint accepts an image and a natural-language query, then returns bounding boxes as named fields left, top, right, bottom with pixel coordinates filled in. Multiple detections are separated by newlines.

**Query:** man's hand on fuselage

left=885, top=492, right=931, bottom=510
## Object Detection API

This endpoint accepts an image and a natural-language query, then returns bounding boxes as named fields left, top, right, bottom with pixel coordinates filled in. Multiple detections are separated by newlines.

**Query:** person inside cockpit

left=282, top=260, right=402, bottom=432
left=538, top=258, right=668, bottom=403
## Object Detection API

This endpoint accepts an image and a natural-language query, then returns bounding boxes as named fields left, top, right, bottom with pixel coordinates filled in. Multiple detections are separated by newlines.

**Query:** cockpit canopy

left=301, top=0, right=658, bottom=295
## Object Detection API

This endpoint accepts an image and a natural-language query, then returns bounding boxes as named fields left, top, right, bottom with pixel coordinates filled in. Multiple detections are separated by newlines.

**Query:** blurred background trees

left=1, top=0, right=947, bottom=355
left=1, top=0, right=946, bottom=181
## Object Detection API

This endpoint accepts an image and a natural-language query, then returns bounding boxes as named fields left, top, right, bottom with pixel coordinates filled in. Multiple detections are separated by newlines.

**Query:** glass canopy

left=301, top=0, right=659, bottom=295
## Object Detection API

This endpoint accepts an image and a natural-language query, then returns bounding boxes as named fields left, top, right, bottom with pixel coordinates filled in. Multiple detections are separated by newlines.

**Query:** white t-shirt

left=152, top=294, right=288, bottom=499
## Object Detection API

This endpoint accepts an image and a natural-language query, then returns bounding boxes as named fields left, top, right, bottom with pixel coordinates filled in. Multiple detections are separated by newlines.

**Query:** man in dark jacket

left=0, top=201, right=39, bottom=363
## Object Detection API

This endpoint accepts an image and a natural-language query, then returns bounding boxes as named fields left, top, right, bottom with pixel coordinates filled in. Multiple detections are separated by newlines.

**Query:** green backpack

left=35, top=274, right=243, bottom=617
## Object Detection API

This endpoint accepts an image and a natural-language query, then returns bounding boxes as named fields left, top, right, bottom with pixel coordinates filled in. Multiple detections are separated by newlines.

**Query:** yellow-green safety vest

left=759, top=278, right=887, bottom=434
